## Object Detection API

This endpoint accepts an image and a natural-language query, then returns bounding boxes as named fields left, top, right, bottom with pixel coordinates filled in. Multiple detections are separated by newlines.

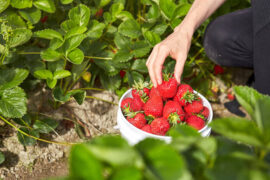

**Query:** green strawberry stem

left=168, top=112, right=181, bottom=126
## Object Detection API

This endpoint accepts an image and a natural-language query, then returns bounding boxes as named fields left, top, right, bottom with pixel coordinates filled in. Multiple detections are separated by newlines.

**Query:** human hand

left=146, top=27, right=193, bottom=87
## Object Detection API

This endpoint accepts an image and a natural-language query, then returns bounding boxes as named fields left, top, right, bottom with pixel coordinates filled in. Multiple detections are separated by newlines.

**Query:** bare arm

left=146, top=0, right=226, bottom=87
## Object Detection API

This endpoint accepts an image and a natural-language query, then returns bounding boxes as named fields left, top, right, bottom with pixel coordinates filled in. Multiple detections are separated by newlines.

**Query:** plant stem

left=188, top=47, right=204, bottom=65
left=0, top=115, right=75, bottom=146
left=18, top=51, right=40, bottom=55
left=74, top=87, right=105, bottom=91
left=259, top=149, right=267, bottom=160
left=85, top=96, right=118, bottom=106
left=84, top=56, right=112, bottom=60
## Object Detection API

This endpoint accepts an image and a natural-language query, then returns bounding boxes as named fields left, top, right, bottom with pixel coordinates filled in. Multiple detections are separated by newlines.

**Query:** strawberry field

left=2, top=0, right=270, bottom=179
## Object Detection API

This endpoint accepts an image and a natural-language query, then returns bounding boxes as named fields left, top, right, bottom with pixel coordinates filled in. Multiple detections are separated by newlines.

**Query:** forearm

left=175, top=0, right=226, bottom=35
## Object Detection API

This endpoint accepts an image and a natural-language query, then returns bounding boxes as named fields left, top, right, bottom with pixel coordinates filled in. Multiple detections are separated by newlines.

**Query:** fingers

left=146, top=44, right=169, bottom=87
left=174, top=53, right=187, bottom=84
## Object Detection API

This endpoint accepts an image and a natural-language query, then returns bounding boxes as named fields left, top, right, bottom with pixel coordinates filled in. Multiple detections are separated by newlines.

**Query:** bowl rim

left=118, top=88, right=213, bottom=139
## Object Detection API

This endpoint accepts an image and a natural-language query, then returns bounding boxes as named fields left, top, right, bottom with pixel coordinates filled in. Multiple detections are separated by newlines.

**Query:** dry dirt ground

left=0, top=68, right=253, bottom=180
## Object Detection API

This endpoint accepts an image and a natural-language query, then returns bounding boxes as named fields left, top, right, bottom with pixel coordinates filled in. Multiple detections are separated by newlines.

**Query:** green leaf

left=41, top=49, right=62, bottom=62
left=34, top=69, right=53, bottom=79
left=110, top=2, right=124, bottom=20
left=145, top=144, right=185, bottom=180
left=34, top=29, right=63, bottom=41
left=100, top=74, right=121, bottom=91
left=172, top=4, right=191, bottom=19
left=69, top=4, right=90, bottom=27
left=60, top=0, right=73, bottom=4
left=114, top=33, right=130, bottom=49
left=254, top=97, right=270, bottom=139
left=8, top=29, right=32, bottom=48
left=48, top=60, right=65, bottom=72
left=53, top=86, right=70, bottom=102
left=69, top=144, right=104, bottom=180
left=0, top=151, right=5, bottom=164
left=234, top=86, right=264, bottom=118
left=0, top=0, right=10, bottom=13
left=143, top=31, right=161, bottom=46
left=159, top=0, right=176, bottom=20
left=71, top=60, right=88, bottom=81
left=53, top=70, right=71, bottom=79
left=110, top=167, right=142, bottom=180
left=94, top=0, right=111, bottom=7
left=69, top=90, right=86, bottom=105
left=46, top=78, right=57, bottom=89
left=13, top=114, right=32, bottom=126
left=33, top=0, right=56, bottom=13
left=103, top=12, right=112, bottom=24
left=0, top=87, right=27, bottom=118
left=17, top=127, right=39, bottom=146
left=67, top=48, right=84, bottom=64
left=63, top=34, right=86, bottom=54
left=65, top=27, right=87, bottom=39
left=2, top=10, right=26, bottom=28
left=86, top=20, right=105, bottom=39
left=33, top=118, right=59, bottom=133
left=10, top=0, right=32, bottom=9
left=116, top=11, right=133, bottom=21
left=146, top=3, right=160, bottom=22
left=0, top=68, right=29, bottom=91
left=131, top=41, right=151, bottom=58
left=19, top=8, right=41, bottom=24
left=113, top=49, right=133, bottom=63
left=152, top=23, right=167, bottom=35
left=118, top=19, right=141, bottom=39
left=126, top=71, right=144, bottom=86
left=131, top=59, right=148, bottom=73
left=87, top=136, right=144, bottom=168
left=49, top=39, right=64, bottom=50
left=211, top=117, right=263, bottom=147
left=60, top=20, right=77, bottom=32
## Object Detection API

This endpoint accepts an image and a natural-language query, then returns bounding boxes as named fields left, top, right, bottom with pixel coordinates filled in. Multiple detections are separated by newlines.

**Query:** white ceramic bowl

left=115, top=89, right=213, bottom=145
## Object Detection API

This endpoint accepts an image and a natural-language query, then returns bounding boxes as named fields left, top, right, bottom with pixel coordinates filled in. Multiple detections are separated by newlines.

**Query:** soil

left=0, top=67, right=253, bottom=180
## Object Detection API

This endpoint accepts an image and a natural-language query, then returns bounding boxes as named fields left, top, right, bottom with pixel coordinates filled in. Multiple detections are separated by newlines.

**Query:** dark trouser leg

left=203, top=8, right=253, bottom=68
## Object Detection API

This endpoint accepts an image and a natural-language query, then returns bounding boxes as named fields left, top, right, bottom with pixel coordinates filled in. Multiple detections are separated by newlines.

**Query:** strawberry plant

left=55, top=86, right=270, bottom=180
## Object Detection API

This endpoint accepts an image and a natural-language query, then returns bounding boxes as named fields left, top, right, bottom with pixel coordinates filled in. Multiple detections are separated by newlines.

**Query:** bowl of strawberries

left=116, top=75, right=213, bottom=145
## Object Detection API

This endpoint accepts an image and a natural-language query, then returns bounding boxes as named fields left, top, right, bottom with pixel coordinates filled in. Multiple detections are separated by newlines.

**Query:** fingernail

left=158, top=79, right=162, bottom=85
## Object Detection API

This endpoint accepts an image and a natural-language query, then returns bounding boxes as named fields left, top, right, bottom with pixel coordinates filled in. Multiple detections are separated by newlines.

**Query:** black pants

left=204, top=7, right=270, bottom=95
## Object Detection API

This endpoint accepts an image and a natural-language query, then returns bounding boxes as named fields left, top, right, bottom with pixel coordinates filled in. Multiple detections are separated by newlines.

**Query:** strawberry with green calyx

left=157, top=73, right=178, bottom=98
left=163, top=101, right=185, bottom=125
left=150, top=118, right=170, bottom=136
left=141, top=124, right=152, bottom=133
left=127, top=113, right=147, bottom=129
left=173, top=84, right=195, bottom=106
left=121, top=97, right=133, bottom=109
left=200, top=107, right=209, bottom=120
left=184, top=100, right=204, bottom=115
left=186, top=115, right=205, bottom=130
left=132, top=80, right=151, bottom=103
left=144, top=95, right=163, bottom=118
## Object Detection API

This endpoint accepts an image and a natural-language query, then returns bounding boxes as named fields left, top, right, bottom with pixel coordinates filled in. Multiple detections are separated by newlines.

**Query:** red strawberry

left=227, top=92, right=235, bottom=101
left=121, top=97, right=133, bottom=109
left=141, top=124, right=152, bottom=133
left=132, top=80, right=150, bottom=103
left=157, top=74, right=178, bottom=98
left=200, top=107, right=209, bottom=119
left=184, top=100, right=204, bottom=115
left=143, top=88, right=150, bottom=96
left=95, top=8, right=103, bottom=17
left=149, top=87, right=160, bottom=98
left=144, top=95, right=163, bottom=118
left=120, top=70, right=126, bottom=78
left=128, top=113, right=146, bottom=129
left=150, top=118, right=170, bottom=136
left=173, top=84, right=195, bottom=106
left=186, top=115, right=205, bottom=130
left=130, top=96, right=144, bottom=111
left=163, top=101, right=185, bottom=125
left=41, top=16, right=48, bottom=23
left=214, top=65, right=224, bottom=75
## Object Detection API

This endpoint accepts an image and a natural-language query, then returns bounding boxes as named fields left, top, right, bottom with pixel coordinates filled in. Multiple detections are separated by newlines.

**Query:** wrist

left=174, top=21, right=195, bottom=40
